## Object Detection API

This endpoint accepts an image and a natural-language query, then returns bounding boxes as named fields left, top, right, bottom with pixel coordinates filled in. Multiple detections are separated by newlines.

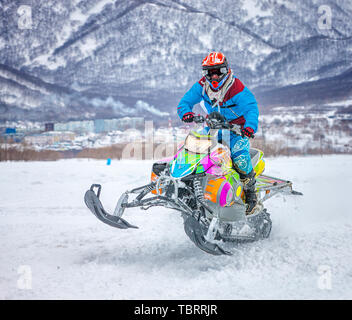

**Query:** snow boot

left=239, top=169, right=258, bottom=215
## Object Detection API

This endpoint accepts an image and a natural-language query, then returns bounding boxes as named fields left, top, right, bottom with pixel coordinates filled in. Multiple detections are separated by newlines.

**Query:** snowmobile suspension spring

left=193, top=179, right=204, bottom=202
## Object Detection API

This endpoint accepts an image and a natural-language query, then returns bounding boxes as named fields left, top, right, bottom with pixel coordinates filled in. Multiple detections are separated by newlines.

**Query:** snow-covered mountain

left=1, top=0, right=352, bottom=122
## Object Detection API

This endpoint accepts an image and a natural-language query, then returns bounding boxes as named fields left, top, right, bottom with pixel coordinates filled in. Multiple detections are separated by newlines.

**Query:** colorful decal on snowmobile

left=195, top=165, right=205, bottom=174
left=255, top=159, right=265, bottom=177
left=170, top=149, right=203, bottom=178
left=150, top=171, right=163, bottom=195
left=204, top=178, right=224, bottom=204
left=210, top=147, right=233, bottom=169
left=203, top=166, right=241, bottom=207
left=223, top=169, right=240, bottom=184
left=204, top=177, right=234, bottom=207
left=235, top=185, right=242, bottom=197
left=253, top=149, right=265, bottom=176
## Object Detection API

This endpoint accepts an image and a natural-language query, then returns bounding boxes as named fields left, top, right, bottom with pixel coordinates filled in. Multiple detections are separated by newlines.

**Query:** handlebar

left=193, top=114, right=251, bottom=138
left=193, top=115, right=206, bottom=124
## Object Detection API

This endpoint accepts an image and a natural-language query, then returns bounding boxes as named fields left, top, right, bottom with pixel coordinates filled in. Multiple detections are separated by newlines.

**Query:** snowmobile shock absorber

left=193, top=178, right=204, bottom=203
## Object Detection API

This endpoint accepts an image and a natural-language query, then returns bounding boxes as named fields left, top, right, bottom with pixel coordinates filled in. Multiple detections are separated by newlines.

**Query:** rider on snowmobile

left=177, top=52, right=259, bottom=215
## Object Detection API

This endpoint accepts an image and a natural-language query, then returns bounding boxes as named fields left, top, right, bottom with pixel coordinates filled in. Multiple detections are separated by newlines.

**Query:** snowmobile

left=84, top=114, right=302, bottom=255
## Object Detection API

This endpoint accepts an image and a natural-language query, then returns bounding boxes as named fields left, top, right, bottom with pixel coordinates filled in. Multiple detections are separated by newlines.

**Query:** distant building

left=0, top=127, right=25, bottom=142
left=54, top=120, right=94, bottom=133
left=94, top=119, right=105, bottom=133
left=52, top=117, right=145, bottom=134
left=94, top=117, right=144, bottom=133
left=5, top=128, right=16, bottom=134
left=24, top=132, right=76, bottom=146
left=45, top=123, right=54, bottom=132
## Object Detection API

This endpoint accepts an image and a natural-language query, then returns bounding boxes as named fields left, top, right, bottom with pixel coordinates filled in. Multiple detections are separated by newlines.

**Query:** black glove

left=241, top=127, right=255, bottom=138
left=182, top=112, right=194, bottom=123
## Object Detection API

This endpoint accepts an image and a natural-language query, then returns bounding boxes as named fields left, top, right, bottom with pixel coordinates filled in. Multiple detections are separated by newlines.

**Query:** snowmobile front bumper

left=84, top=181, right=198, bottom=230
left=84, top=184, right=138, bottom=229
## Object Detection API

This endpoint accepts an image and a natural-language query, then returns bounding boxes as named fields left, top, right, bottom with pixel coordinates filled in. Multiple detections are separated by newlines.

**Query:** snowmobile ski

left=84, top=184, right=138, bottom=229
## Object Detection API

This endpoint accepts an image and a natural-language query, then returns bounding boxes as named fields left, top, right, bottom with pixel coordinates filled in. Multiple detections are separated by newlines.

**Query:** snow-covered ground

left=0, top=155, right=351, bottom=300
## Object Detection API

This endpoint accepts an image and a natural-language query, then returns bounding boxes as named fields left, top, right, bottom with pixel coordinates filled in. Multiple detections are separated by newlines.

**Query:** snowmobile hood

left=169, top=148, right=205, bottom=178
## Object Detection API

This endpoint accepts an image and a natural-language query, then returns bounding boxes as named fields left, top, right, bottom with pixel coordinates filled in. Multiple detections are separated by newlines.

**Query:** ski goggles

left=202, top=66, right=228, bottom=80
left=203, top=66, right=230, bottom=90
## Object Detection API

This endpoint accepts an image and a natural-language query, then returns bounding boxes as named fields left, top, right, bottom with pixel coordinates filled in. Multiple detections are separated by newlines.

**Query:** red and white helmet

left=202, top=52, right=230, bottom=90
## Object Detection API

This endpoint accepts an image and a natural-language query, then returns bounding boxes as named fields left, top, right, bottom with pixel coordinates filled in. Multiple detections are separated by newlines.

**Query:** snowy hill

left=1, top=0, right=352, bottom=122
left=1, top=155, right=351, bottom=299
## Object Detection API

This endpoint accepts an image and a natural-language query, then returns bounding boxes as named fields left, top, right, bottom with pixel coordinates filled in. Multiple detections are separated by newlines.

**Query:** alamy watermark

left=121, top=120, right=182, bottom=161
left=17, top=265, right=32, bottom=290
left=119, top=120, right=232, bottom=164
left=17, top=5, right=32, bottom=30
left=317, top=265, right=332, bottom=290
left=318, top=5, right=332, bottom=30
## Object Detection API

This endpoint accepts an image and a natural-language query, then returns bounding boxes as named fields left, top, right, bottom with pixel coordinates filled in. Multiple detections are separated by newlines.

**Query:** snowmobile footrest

left=184, top=216, right=232, bottom=256
left=84, top=185, right=138, bottom=229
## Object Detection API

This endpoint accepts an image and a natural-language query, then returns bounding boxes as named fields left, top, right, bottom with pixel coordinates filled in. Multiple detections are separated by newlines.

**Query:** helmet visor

left=202, top=66, right=228, bottom=82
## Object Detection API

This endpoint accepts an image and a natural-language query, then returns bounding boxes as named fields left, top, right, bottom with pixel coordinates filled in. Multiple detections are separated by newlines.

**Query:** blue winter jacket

left=177, top=75, right=259, bottom=132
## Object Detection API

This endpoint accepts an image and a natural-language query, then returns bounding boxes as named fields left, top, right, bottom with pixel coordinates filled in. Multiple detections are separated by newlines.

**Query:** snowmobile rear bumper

left=256, top=174, right=303, bottom=202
